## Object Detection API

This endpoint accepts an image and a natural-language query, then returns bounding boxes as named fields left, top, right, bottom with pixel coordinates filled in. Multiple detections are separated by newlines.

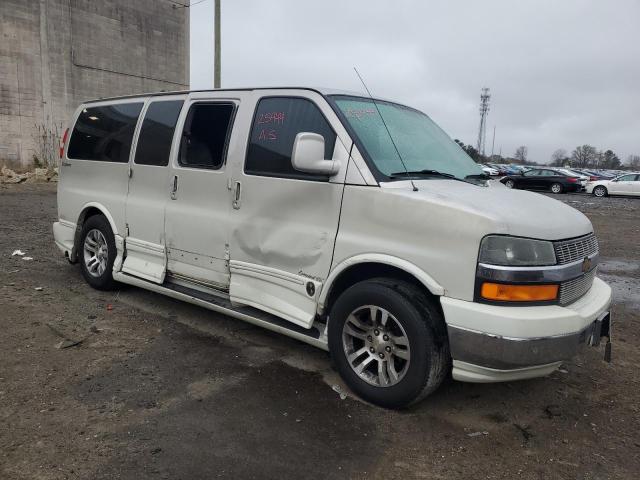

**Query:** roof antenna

left=353, top=67, right=418, bottom=192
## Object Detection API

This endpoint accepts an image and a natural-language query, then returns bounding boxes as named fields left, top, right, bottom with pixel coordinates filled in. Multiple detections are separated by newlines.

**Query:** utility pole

left=214, top=0, right=221, bottom=88
left=490, top=125, right=496, bottom=158
left=476, top=88, right=490, bottom=157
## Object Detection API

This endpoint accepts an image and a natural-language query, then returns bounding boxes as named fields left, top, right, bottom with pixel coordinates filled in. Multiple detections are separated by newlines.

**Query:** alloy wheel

left=83, top=229, right=109, bottom=278
left=342, top=305, right=411, bottom=387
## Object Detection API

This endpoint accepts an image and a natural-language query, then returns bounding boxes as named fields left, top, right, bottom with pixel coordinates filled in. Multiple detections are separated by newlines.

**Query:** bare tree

left=514, top=146, right=528, bottom=163
left=550, top=149, right=568, bottom=166
left=627, top=154, right=640, bottom=170
left=570, top=145, right=597, bottom=168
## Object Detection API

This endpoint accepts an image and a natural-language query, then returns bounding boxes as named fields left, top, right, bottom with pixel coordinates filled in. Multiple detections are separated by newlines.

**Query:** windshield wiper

left=389, top=169, right=462, bottom=181
left=465, top=173, right=490, bottom=180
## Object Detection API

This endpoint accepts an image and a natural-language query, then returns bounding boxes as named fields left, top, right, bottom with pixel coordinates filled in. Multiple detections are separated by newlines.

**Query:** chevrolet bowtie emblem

left=582, top=256, right=592, bottom=273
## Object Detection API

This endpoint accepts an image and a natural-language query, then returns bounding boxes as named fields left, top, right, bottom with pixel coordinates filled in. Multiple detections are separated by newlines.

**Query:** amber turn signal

left=481, top=282, right=559, bottom=302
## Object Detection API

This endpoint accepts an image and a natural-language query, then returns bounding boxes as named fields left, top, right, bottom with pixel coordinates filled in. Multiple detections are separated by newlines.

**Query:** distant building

left=0, top=0, right=190, bottom=168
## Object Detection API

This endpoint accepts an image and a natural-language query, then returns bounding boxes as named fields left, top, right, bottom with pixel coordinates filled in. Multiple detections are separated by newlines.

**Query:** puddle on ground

left=598, top=259, right=640, bottom=275
left=596, top=259, right=640, bottom=308
left=598, top=273, right=640, bottom=309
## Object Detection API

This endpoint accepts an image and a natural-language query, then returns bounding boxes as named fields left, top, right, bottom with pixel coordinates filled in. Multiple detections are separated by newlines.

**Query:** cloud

left=191, top=0, right=640, bottom=163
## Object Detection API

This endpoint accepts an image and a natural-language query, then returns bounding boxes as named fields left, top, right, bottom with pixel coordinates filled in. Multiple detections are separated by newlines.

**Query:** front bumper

left=441, top=277, right=612, bottom=382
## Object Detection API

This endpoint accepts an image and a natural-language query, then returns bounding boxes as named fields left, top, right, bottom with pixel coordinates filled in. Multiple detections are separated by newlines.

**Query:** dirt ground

left=1, top=183, right=639, bottom=480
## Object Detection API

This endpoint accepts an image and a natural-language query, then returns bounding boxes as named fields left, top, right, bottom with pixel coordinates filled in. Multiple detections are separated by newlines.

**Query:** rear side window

left=134, top=100, right=184, bottom=166
left=245, top=97, right=336, bottom=180
left=178, top=103, right=235, bottom=169
left=68, top=103, right=143, bottom=162
left=618, top=174, right=637, bottom=181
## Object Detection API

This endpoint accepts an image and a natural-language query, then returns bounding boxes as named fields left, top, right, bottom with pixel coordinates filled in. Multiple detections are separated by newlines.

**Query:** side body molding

left=318, top=254, right=445, bottom=312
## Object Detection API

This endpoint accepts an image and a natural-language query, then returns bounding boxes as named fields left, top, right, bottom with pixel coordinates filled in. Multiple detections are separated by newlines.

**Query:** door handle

left=170, top=175, right=178, bottom=200
left=232, top=181, right=241, bottom=209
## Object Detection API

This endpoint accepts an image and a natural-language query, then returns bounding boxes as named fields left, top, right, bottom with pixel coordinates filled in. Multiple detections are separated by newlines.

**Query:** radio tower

left=476, top=87, right=491, bottom=157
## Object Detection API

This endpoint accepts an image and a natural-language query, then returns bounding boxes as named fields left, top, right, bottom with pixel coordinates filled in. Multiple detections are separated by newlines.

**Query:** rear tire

left=551, top=183, right=563, bottom=194
left=78, top=215, right=117, bottom=290
left=328, top=279, right=450, bottom=409
left=593, top=185, right=608, bottom=197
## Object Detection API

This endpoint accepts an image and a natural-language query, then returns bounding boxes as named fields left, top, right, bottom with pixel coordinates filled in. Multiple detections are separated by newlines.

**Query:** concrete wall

left=0, top=0, right=190, bottom=168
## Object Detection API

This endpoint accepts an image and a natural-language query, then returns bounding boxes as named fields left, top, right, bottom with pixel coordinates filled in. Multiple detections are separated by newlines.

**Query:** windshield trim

left=326, top=94, right=479, bottom=184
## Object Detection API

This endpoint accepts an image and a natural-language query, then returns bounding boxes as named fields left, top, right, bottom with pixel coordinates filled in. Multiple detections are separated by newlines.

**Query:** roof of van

left=82, top=87, right=372, bottom=104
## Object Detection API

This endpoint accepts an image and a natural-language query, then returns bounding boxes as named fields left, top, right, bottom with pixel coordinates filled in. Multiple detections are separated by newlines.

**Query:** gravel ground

left=1, top=184, right=639, bottom=479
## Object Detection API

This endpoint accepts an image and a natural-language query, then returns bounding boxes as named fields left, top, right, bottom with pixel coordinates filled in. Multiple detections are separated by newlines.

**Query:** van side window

left=67, top=103, right=143, bottom=162
left=178, top=103, right=234, bottom=169
left=245, top=97, right=336, bottom=180
left=135, top=100, right=184, bottom=166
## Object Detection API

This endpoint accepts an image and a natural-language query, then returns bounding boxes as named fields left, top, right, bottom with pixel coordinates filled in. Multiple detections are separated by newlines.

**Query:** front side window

left=179, top=103, right=235, bottom=169
left=68, top=103, right=143, bottom=162
left=135, top=100, right=184, bottom=166
left=245, top=97, right=336, bottom=180
left=332, top=96, right=483, bottom=181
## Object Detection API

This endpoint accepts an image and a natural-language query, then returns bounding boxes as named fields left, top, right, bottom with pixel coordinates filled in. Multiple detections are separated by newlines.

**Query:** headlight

left=479, top=235, right=556, bottom=266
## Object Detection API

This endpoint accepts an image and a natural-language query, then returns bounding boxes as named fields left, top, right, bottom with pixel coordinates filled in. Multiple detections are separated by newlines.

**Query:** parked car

left=508, top=165, right=528, bottom=174
left=555, top=168, right=589, bottom=189
left=575, top=169, right=611, bottom=181
left=586, top=173, right=640, bottom=197
left=500, top=168, right=583, bottom=193
left=53, top=87, right=611, bottom=408
left=481, top=164, right=500, bottom=176
left=487, top=163, right=511, bottom=175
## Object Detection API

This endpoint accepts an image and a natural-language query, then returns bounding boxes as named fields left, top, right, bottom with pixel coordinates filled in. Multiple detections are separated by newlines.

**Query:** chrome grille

left=554, top=234, right=598, bottom=265
left=559, top=268, right=596, bottom=305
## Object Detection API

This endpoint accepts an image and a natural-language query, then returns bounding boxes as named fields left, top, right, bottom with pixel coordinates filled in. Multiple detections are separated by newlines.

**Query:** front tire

left=504, top=179, right=515, bottom=189
left=328, top=279, right=449, bottom=409
left=79, top=215, right=117, bottom=290
left=551, top=182, right=563, bottom=194
left=593, top=185, right=608, bottom=197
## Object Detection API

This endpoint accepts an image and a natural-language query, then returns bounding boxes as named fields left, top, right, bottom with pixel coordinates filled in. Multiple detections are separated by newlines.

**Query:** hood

left=381, top=179, right=593, bottom=240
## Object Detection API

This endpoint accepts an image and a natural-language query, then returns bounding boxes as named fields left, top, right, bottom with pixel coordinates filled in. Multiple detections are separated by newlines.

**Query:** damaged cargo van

left=53, top=88, right=611, bottom=408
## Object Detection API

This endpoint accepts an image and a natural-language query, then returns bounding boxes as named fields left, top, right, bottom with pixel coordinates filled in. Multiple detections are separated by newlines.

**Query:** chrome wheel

left=83, top=229, right=108, bottom=278
left=505, top=179, right=514, bottom=188
left=342, top=305, right=411, bottom=387
left=594, top=186, right=606, bottom=197
left=551, top=183, right=562, bottom=194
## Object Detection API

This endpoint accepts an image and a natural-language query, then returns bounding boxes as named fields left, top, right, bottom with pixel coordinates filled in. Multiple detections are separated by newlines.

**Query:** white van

left=53, top=88, right=611, bottom=408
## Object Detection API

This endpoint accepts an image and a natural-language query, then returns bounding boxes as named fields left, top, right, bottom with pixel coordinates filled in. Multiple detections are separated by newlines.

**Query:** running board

left=113, top=272, right=328, bottom=350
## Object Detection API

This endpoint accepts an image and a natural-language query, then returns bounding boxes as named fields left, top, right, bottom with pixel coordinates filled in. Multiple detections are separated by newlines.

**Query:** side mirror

left=291, top=132, right=340, bottom=176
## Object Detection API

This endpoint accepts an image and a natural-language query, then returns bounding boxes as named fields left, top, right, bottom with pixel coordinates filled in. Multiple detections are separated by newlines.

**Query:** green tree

left=600, top=150, right=621, bottom=169
left=454, top=139, right=483, bottom=162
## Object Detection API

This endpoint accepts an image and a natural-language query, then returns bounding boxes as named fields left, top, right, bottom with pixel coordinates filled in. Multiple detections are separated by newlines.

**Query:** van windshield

left=332, top=96, right=483, bottom=181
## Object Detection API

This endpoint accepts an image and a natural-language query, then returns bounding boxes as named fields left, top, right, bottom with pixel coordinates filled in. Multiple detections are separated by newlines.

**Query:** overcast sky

left=190, top=0, right=640, bottom=164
